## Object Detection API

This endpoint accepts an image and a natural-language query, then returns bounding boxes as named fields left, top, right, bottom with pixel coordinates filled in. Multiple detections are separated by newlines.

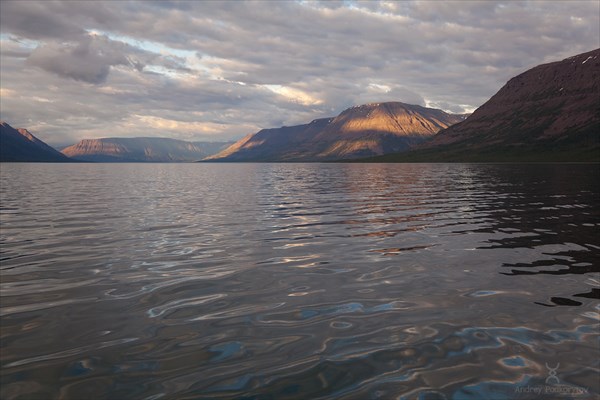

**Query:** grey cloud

left=1, top=49, right=30, bottom=59
left=0, top=1, right=120, bottom=40
left=1, top=44, right=298, bottom=143
left=383, top=87, right=426, bottom=107
left=0, top=39, right=32, bottom=58
left=0, top=1, right=84, bottom=39
left=26, top=35, right=138, bottom=84
left=1, top=0, right=598, bottom=145
left=25, top=34, right=191, bottom=84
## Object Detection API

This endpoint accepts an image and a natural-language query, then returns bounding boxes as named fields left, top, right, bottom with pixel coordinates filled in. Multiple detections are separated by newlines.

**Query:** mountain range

left=0, top=125, right=232, bottom=163
left=206, top=102, right=466, bottom=161
left=61, top=137, right=232, bottom=162
left=2, top=48, right=598, bottom=163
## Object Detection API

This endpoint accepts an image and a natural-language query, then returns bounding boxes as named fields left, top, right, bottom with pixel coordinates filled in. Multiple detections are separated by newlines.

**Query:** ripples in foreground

left=1, top=163, right=598, bottom=400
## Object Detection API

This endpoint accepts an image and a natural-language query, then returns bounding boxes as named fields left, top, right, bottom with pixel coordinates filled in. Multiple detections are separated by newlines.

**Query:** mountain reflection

left=470, top=164, right=600, bottom=307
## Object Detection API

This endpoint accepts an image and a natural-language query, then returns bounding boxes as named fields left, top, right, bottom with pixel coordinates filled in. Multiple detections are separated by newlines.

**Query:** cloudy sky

left=0, top=0, right=598, bottom=146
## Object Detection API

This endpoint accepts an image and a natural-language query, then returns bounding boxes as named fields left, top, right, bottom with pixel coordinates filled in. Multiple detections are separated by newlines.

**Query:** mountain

left=0, top=121, right=72, bottom=162
left=62, top=137, right=233, bottom=162
left=206, top=102, right=465, bottom=161
left=191, top=141, right=238, bottom=158
left=369, top=48, right=600, bottom=162
left=208, top=118, right=333, bottom=161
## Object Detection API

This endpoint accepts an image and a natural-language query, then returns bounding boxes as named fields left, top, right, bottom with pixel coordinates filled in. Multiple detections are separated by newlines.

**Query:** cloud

left=0, top=0, right=598, bottom=145
left=0, top=88, right=16, bottom=97
left=26, top=35, right=134, bottom=84
left=266, top=85, right=324, bottom=106
left=25, top=33, right=191, bottom=84
left=0, top=1, right=117, bottom=40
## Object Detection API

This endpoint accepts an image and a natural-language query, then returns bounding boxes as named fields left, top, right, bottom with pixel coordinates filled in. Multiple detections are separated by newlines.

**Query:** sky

left=0, top=1, right=598, bottom=146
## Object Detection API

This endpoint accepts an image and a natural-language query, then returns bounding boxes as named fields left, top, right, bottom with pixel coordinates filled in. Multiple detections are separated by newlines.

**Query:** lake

left=1, top=163, right=598, bottom=400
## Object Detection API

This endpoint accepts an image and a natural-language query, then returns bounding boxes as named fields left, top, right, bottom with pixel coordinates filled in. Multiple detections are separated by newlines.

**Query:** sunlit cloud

left=126, top=115, right=229, bottom=136
left=0, top=87, right=16, bottom=97
left=265, top=85, right=324, bottom=106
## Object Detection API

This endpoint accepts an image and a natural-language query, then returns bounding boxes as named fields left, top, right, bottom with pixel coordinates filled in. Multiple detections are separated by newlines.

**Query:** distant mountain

left=207, top=118, right=333, bottom=161
left=191, top=141, right=236, bottom=158
left=62, top=137, right=233, bottom=162
left=369, top=48, right=600, bottom=162
left=206, top=102, right=465, bottom=161
left=0, top=121, right=72, bottom=162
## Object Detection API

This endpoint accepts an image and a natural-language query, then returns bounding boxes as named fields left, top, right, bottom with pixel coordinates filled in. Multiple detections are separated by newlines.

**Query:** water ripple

left=1, top=163, right=598, bottom=399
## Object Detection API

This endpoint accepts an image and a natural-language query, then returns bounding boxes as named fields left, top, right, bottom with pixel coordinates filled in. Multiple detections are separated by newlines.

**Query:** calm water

left=0, top=163, right=598, bottom=400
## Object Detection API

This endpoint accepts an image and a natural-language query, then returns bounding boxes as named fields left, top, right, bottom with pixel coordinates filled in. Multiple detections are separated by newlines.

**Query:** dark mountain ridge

left=368, top=48, right=600, bottom=162
left=0, top=121, right=72, bottom=162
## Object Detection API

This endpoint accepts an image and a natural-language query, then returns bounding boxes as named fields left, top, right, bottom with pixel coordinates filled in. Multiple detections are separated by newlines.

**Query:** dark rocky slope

left=370, top=49, right=600, bottom=162
left=0, top=121, right=72, bottom=162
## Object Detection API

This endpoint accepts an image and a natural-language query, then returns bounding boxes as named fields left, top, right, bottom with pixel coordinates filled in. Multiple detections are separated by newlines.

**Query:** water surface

left=1, top=163, right=598, bottom=399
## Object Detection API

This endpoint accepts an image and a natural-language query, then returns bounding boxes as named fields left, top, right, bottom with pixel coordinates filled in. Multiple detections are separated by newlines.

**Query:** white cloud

left=265, top=85, right=324, bottom=106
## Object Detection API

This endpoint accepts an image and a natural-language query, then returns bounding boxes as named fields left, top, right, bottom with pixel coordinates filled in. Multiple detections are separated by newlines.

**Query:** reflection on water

left=0, top=163, right=598, bottom=399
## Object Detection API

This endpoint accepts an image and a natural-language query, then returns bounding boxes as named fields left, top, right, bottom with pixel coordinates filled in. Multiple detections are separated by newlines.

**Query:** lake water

left=0, top=163, right=598, bottom=400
